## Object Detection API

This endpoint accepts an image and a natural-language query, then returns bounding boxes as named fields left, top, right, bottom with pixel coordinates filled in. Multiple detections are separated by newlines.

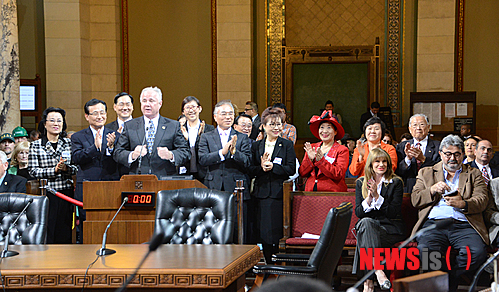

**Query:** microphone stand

left=1, top=199, right=33, bottom=258
left=96, top=197, right=128, bottom=256
left=137, top=127, right=148, bottom=175
left=468, top=249, right=499, bottom=292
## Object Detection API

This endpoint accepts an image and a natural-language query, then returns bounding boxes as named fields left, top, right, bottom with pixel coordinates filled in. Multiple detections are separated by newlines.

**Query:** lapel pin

left=162, top=126, right=165, bottom=129
left=4, top=182, right=7, bottom=185
left=279, top=144, right=282, bottom=147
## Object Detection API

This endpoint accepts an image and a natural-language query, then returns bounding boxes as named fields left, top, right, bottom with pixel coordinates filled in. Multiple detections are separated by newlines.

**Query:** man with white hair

left=198, top=100, right=251, bottom=194
left=0, top=151, right=26, bottom=193
left=114, top=86, right=190, bottom=177
left=396, top=114, right=441, bottom=192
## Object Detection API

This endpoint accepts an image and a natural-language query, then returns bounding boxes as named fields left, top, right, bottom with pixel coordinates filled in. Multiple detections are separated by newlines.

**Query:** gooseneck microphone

left=1, top=199, right=34, bottom=258
left=115, top=231, right=164, bottom=292
left=137, top=127, right=148, bottom=175
left=468, top=248, right=499, bottom=292
left=96, top=197, right=128, bottom=256
left=346, top=218, right=453, bottom=292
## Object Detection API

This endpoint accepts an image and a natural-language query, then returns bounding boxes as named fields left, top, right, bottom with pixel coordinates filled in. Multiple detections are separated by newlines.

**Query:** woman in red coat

left=298, top=111, right=349, bottom=191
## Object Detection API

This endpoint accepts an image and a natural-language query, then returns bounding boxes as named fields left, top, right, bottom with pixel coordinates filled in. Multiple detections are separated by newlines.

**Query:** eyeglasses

left=88, top=111, right=107, bottom=117
left=268, top=123, right=283, bottom=128
left=117, top=102, right=132, bottom=107
left=238, top=123, right=252, bottom=129
left=441, top=151, right=462, bottom=159
left=47, top=119, right=63, bottom=124
left=410, top=123, right=427, bottom=129
left=244, top=108, right=253, bottom=112
left=184, top=105, right=199, bottom=111
left=218, top=111, right=234, bottom=117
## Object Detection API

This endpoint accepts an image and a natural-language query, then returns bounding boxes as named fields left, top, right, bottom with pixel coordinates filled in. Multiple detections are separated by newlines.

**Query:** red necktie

left=482, top=167, right=490, bottom=185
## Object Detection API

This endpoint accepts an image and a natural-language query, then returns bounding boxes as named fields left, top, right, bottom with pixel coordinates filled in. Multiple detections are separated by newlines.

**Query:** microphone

left=115, top=231, right=164, bottom=292
left=96, top=197, right=128, bottom=256
left=137, top=127, right=148, bottom=175
left=468, top=247, right=499, bottom=292
left=346, top=218, right=453, bottom=292
left=1, top=199, right=34, bottom=258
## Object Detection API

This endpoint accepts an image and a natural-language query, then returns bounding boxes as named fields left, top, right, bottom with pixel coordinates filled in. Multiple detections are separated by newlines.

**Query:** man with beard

left=411, top=134, right=488, bottom=291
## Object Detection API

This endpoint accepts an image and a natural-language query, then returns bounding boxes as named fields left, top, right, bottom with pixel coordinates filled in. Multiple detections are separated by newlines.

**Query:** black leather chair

left=153, top=188, right=236, bottom=244
left=0, top=193, right=49, bottom=244
left=252, top=202, right=352, bottom=286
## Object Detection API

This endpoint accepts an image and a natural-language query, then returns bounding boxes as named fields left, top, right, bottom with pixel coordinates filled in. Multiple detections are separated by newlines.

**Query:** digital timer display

left=121, top=192, right=155, bottom=207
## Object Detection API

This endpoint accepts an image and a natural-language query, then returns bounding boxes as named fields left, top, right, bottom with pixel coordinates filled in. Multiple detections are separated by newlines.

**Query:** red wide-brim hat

left=308, top=110, right=345, bottom=140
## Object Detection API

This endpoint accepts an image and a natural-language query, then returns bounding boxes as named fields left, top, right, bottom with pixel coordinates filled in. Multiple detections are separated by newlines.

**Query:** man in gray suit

left=113, top=87, right=190, bottom=177
left=198, top=100, right=251, bottom=194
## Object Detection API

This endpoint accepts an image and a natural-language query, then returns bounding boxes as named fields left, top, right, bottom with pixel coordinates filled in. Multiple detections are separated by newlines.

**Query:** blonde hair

left=360, top=147, right=399, bottom=198
left=11, top=141, right=30, bottom=167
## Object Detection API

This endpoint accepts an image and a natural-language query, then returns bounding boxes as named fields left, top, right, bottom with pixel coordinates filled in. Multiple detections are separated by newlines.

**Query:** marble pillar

left=0, top=0, right=20, bottom=132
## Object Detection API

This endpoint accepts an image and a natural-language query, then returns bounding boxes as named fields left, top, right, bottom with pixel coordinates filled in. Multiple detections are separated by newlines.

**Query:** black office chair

left=153, top=188, right=236, bottom=244
left=252, top=202, right=352, bottom=287
left=0, top=193, right=49, bottom=244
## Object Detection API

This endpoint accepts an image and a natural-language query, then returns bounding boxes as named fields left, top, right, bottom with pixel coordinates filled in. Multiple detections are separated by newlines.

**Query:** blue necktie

left=147, top=120, right=155, bottom=154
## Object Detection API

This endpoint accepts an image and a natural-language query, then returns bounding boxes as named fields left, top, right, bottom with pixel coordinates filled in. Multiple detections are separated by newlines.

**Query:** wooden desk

left=0, top=244, right=261, bottom=291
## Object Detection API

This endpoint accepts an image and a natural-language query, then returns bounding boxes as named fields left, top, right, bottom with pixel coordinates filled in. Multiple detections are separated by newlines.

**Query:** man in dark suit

left=245, top=101, right=261, bottom=140
left=114, top=87, right=190, bottom=177
left=396, top=114, right=440, bottom=192
left=359, top=101, right=381, bottom=132
left=470, top=139, right=499, bottom=183
left=71, top=99, right=119, bottom=243
left=0, top=151, right=26, bottom=193
left=106, top=92, right=134, bottom=133
left=198, top=100, right=251, bottom=195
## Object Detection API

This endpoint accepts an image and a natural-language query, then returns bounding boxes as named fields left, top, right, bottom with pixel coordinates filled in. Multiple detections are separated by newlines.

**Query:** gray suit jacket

left=198, top=128, right=251, bottom=198
left=485, top=178, right=499, bottom=243
left=113, top=116, right=190, bottom=177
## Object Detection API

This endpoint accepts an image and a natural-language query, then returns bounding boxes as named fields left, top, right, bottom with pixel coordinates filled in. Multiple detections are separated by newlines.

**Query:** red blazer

left=298, top=142, right=349, bottom=192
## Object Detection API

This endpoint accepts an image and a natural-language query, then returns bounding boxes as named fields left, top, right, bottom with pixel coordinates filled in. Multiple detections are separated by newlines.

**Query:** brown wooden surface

left=83, top=175, right=206, bottom=244
left=0, top=244, right=260, bottom=291
left=393, top=271, right=448, bottom=292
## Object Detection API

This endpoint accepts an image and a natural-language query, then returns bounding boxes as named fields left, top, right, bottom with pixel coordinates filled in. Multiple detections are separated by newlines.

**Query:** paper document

left=301, top=233, right=320, bottom=239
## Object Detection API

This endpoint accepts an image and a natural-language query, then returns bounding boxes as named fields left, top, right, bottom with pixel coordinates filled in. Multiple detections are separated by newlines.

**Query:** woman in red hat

left=298, top=110, right=349, bottom=192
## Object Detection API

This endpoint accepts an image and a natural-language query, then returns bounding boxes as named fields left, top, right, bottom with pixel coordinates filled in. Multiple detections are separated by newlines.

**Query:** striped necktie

left=147, top=120, right=155, bottom=154
left=482, top=167, right=490, bottom=185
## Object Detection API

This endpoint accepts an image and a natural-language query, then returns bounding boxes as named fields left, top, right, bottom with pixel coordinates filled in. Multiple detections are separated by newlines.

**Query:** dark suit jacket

left=396, top=138, right=441, bottom=192
left=355, top=177, right=405, bottom=235
left=250, top=115, right=262, bottom=140
left=469, top=160, right=499, bottom=179
left=0, top=173, right=27, bottom=193
left=249, top=137, right=296, bottom=199
left=106, top=120, right=119, bottom=132
left=198, top=128, right=251, bottom=198
left=113, top=116, right=191, bottom=177
left=181, top=122, right=215, bottom=180
left=411, top=162, right=489, bottom=244
left=71, top=127, right=120, bottom=184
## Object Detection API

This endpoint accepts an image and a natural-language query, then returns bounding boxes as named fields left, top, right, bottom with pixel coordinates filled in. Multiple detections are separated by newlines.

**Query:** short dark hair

left=84, top=99, right=107, bottom=115
left=400, top=132, right=413, bottom=141
left=325, top=100, right=334, bottom=107
left=363, top=116, right=386, bottom=138
left=370, top=101, right=380, bottom=109
left=181, top=96, right=201, bottom=112
left=38, top=107, right=68, bottom=138
left=245, top=101, right=258, bottom=112
left=177, top=114, right=186, bottom=121
left=235, top=113, right=252, bottom=125
left=272, top=103, right=287, bottom=112
left=114, top=92, right=133, bottom=104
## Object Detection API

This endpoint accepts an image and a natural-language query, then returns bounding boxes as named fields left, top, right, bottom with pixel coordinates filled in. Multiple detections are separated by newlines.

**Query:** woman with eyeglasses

left=29, top=107, right=78, bottom=243
left=249, top=107, right=296, bottom=263
left=298, top=110, right=349, bottom=191
left=353, top=148, right=405, bottom=292
left=178, top=96, right=214, bottom=181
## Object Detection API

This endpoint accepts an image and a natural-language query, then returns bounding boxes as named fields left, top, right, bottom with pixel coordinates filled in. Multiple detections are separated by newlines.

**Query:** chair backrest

left=0, top=193, right=49, bottom=244
left=307, top=202, right=353, bottom=284
left=154, top=188, right=236, bottom=244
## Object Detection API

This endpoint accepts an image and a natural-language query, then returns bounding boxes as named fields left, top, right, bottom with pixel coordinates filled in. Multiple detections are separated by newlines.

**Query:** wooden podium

left=83, top=175, right=206, bottom=244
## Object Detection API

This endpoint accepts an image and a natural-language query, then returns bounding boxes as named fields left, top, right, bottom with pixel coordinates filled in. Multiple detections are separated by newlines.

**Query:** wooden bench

left=279, top=179, right=418, bottom=253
